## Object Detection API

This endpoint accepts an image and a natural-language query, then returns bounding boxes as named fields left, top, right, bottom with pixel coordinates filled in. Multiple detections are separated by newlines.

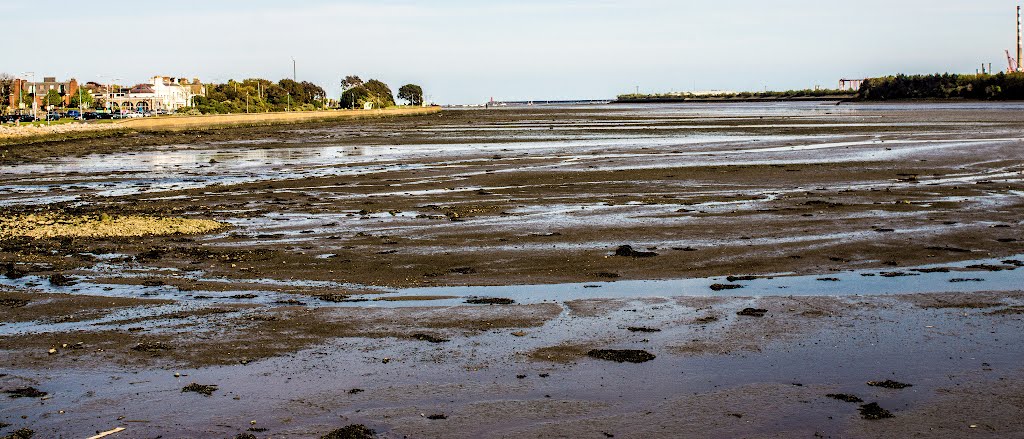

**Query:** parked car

left=46, top=112, right=61, bottom=121
left=67, top=110, right=81, bottom=119
left=18, top=114, right=36, bottom=123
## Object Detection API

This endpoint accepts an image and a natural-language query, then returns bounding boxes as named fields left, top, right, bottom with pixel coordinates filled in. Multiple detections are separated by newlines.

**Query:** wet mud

left=2, top=103, right=1024, bottom=437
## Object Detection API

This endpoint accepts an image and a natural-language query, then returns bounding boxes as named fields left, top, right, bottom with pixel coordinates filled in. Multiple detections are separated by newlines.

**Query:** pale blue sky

left=3, top=1, right=1020, bottom=103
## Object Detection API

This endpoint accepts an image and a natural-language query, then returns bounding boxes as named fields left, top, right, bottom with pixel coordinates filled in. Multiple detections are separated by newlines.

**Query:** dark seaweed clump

left=859, top=402, right=894, bottom=420
left=320, top=424, right=376, bottom=439
left=181, top=383, right=218, bottom=396
left=465, top=297, right=515, bottom=305
left=587, top=349, right=656, bottom=363
left=867, top=380, right=912, bottom=389
left=826, top=393, right=864, bottom=403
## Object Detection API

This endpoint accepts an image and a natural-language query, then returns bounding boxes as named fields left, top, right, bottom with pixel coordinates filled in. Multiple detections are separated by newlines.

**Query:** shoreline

left=615, top=95, right=855, bottom=104
left=0, top=106, right=440, bottom=147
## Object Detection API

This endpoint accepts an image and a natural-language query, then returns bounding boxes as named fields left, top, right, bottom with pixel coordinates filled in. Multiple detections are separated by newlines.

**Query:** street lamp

left=23, top=72, right=35, bottom=116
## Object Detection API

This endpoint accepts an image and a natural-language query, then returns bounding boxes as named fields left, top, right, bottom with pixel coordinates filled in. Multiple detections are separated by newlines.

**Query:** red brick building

left=6, top=77, right=80, bottom=112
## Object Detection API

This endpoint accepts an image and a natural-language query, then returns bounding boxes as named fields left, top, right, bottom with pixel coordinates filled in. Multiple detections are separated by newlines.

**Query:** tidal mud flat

left=1, top=102, right=1023, bottom=438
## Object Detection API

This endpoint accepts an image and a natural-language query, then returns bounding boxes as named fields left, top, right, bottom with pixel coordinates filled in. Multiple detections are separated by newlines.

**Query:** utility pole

left=292, top=57, right=296, bottom=82
left=1018, top=5, right=1022, bottom=72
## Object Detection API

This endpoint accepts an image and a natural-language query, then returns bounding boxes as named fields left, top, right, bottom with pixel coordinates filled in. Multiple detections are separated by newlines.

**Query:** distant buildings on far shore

left=4, top=75, right=205, bottom=114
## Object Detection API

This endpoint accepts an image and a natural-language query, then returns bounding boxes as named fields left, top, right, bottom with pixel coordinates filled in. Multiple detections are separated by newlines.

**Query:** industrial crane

left=1008, top=50, right=1020, bottom=73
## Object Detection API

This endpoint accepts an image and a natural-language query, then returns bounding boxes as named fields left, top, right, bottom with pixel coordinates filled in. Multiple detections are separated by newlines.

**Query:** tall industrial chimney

left=1018, top=5, right=1022, bottom=71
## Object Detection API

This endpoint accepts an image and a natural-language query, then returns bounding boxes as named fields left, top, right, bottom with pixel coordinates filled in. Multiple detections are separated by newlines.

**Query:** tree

left=398, top=84, right=424, bottom=106
left=363, top=79, right=395, bottom=108
left=341, top=75, right=363, bottom=90
left=0, top=73, right=13, bottom=114
left=70, top=89, right=94, bottom=109
left=341, top=86, right=371, bottom=109
left=44, top=89, right=63, bottom=108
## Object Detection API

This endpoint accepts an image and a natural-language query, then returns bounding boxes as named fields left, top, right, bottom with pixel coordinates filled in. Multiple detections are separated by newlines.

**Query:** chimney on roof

left=43, top=77, right=56, bottom=83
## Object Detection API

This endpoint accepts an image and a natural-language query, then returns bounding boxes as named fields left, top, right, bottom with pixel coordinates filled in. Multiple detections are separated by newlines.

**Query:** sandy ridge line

left=0, top=106, right=440, bottom=142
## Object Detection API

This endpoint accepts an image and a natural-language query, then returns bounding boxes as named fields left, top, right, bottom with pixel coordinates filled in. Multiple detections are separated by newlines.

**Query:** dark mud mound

left=48, top=273, right=76, bottom=287
left=4, top=387, right=46, bottom=398
left=826, top=393, right=864, bottom=403
left=967, top=264, right=1016, bottom=272
left=710, top=284, right=743, bottom=291
left=1, top=262, right=25, bottom=279
left=321, top=424, right=376, bottom=439
left=132, top=342, right=172, bottom=352
left=314, top=294, right=351, bottom=303
left=181, top=383, right=218, bottom=396
left=587, top=349, right=656, bottom=363
left=1, top=428, right=34, bottom=439
left=626, top=327, right=661, bottom=333
left=614, top=245, right=658, bottom=258
left=736, top=308, right=768, bottom=317
left=412, top=333, right=449, bottom=343
left=726, top=275, right=758, bottom=282
left=465, top=297, right=515, bottom=305
left=0, top=298, right=29, bottom=308
left=426, top=414, right=447, bottom=420
left=867, top=380, right=912, bottom=389
left=859, top=402, right=894, bottom=420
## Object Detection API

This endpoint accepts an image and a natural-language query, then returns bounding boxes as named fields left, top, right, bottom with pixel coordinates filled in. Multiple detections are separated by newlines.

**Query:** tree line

left=188, top=76, right=425, bottom=114
left=339, top=75, right=423, bottom=109
left=857, top=73, right=1024, bottom=100
left=189, top=79, right=328, bottom=114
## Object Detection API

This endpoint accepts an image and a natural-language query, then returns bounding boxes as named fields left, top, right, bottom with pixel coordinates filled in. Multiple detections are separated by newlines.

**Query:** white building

left=106, top=76, right=203, bottom=113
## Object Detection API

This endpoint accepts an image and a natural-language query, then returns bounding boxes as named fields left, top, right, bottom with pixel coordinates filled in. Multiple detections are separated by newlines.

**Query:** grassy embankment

left=0, top=106, right=441, bottom=147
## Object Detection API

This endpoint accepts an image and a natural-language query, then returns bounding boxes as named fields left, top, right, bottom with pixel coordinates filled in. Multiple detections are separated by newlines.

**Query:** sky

left=2, top=0, right=1020, bottom=104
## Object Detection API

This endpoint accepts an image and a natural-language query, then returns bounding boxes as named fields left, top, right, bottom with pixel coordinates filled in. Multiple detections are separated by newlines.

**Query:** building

left=104, top=76, right=204, bottom=113
left=6, top=76, right=79, bottom=113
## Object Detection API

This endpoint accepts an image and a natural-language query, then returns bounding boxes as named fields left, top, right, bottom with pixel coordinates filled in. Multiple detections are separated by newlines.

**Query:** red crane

left=1008, top=50, right=1019, bottom=73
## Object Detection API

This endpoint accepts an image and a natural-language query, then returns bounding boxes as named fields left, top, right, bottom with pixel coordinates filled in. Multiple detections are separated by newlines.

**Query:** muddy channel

left=1, top=102, right=1023, bottom=438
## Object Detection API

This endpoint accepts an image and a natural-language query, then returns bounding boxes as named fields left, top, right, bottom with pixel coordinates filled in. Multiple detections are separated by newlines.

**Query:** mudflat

left=1, top=102, right=1022, bottom=438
